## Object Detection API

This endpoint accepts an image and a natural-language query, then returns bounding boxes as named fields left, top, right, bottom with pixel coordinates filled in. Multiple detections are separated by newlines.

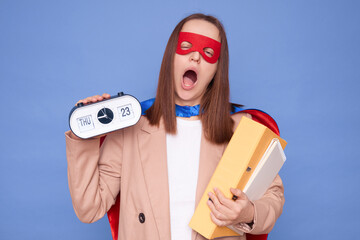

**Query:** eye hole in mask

left=176, top=32, right=221, bottom=64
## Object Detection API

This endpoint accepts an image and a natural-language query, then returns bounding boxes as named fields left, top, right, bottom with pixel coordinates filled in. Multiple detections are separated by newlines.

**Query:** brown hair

left=146, top=13, right=234, bottom=144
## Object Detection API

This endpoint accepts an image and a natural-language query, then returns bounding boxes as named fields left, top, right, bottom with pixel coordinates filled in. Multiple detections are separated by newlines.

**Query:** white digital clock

left=69, top=92, right=142, bottom=139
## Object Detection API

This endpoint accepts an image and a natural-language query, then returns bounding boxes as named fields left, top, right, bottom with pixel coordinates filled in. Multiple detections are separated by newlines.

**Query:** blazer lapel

left=195, top=133, right=227, bottom=207
left=138, top=120, right=171, bottom=240
left=193, top=133, right=227, bottom=240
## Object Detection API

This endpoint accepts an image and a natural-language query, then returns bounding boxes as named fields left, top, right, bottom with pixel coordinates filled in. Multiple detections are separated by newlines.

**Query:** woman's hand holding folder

left=207, top=187, right=255, bottom=227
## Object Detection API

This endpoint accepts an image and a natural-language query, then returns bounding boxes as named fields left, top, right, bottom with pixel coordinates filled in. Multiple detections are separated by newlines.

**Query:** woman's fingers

left=209, top=212, right=231, bottom=227
left=208, top=198, right=232, bottom=227
left=207, top=187, right=255, bottom=226
left=207, top=193, right=226, bottom=220
left=214, top=188, right=237, bottom=209
left=102, top=93, right=111, bottom=99
left=75, top=93, right=111, bottom=106
left=230, top=188, right=247, bottom=201
left=208, top=189, right=234, bottom=220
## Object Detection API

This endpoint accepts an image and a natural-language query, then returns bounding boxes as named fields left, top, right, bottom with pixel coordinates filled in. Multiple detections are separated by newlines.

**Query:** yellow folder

left=189, top=116, right=287, bottom=239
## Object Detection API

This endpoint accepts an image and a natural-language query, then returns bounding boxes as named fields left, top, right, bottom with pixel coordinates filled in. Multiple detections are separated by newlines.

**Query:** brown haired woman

left=65, top=13, right=284, bottom=240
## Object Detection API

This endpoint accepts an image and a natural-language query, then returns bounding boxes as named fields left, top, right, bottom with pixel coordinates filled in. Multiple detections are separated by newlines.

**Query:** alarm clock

left=69, top=92, right=142, bottom=139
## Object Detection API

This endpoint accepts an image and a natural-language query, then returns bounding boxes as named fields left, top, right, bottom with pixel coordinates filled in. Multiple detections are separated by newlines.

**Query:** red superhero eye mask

left=176, top=32, right=221, bottom=64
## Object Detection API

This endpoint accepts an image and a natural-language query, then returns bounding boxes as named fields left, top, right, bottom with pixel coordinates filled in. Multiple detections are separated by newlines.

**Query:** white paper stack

left=243, top=138, right=286, bottom=201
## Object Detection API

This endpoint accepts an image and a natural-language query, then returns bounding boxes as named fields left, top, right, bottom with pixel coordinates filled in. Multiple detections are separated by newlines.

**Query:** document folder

left=189, top=117, right=287, bottom=239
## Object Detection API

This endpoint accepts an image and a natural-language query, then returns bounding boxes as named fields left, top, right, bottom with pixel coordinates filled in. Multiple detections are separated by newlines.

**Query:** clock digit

left=125, top=107, right=130, bottom=116
left=118, top=104, right=134, bottom=121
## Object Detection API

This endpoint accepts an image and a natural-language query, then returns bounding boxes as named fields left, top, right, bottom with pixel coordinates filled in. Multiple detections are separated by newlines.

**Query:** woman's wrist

left=244, top=201, right=255, bottom=224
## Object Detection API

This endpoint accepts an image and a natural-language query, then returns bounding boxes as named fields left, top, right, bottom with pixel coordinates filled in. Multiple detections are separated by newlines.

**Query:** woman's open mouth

left=182, top=70, right=198, bottom=90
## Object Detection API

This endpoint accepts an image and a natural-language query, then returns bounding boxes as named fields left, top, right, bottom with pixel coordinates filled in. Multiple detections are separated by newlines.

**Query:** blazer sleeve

left=231, top=174, right=285, bottom=234
left=65, top=130, right=123, bottom=223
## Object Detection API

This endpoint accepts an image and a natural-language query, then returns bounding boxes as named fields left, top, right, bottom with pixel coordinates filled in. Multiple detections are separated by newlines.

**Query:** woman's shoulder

left=231, top=111, right=252, bottom=125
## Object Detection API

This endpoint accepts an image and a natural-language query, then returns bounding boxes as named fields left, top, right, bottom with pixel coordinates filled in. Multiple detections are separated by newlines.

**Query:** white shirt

left=166, top=118, right=202, bottom=240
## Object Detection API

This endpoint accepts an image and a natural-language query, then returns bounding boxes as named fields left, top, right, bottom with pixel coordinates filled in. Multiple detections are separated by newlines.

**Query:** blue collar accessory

left=141, top=98, right=245, bottom=117
left=175, top=104, right=201, bottom=117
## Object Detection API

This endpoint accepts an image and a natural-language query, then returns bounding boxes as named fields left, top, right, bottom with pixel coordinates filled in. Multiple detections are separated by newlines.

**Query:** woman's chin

left=175, top=94, right=201, bottom=106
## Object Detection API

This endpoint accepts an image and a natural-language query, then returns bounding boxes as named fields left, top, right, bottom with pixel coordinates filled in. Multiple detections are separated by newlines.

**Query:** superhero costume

left=104, top=98, right=281, bottom=240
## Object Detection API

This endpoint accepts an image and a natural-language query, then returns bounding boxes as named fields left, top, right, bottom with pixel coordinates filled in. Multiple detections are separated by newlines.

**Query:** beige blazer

left=65, top=113, right=284, bottom=240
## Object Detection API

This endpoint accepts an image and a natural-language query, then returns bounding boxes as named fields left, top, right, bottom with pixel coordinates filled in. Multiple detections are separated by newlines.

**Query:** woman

left=65, top=13, right=284, bottom=240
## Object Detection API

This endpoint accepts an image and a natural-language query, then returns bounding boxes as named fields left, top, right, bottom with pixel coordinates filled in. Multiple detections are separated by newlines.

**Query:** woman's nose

left=190, top=51, right=201, bottom=63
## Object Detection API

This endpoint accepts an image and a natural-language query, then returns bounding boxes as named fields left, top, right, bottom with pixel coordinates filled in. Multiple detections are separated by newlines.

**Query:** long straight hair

left=146, top=13, right=234, bottom=144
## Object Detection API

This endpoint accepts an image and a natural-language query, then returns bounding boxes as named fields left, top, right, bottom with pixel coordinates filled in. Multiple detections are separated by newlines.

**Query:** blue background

left=1, top=0, right=359, bottom=239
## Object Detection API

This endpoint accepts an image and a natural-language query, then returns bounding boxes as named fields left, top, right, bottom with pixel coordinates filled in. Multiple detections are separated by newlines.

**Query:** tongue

left=184, top=76, right=194, bottom=86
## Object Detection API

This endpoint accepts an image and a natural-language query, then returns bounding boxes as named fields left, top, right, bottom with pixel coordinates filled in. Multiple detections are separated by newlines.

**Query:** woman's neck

left=177, top=115, right=200, bottom=121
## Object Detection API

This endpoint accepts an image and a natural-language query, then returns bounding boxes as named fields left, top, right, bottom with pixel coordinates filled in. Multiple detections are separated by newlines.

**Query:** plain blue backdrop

left=1, top=0, right=359, bottom=239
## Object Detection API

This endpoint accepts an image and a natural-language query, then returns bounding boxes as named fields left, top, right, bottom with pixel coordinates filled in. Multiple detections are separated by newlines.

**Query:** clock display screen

left=77, top=115, right=95, bottom=132
left=118, top=104, right=134, bottom=121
